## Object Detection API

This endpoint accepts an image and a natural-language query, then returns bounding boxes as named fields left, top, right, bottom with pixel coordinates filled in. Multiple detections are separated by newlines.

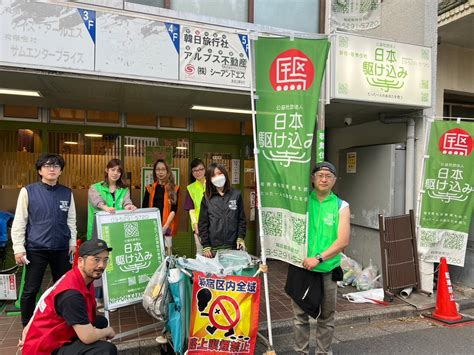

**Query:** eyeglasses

left=87, top=256, right=110, bottom=264
left=42, top=164, right=61, bottom=170
left=314, top=173, right=334, bottom=180
left=192, top=167, right=205, bottom=173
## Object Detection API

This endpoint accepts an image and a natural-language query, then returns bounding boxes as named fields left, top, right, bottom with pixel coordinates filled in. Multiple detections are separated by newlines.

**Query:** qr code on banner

left=291, top=216, right=306, bottom=245
left=124, top=222, right=139, bottom=238
left=419, top=229, right=437, bottom=247
left=442, top=232, right=465, bottom=251
left=262, top=210, right=283, bottom=238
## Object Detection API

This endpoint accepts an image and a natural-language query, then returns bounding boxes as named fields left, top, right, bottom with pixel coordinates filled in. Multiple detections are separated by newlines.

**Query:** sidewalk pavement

left=1, top=260, right=473, bottom=355
left=115, top=260, right=474, bottom=354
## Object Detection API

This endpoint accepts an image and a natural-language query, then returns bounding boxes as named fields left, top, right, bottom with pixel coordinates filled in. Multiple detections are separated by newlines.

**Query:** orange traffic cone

left=431, top=257, right=462, bottom=322
left=424, top=257, right=474, bottom=326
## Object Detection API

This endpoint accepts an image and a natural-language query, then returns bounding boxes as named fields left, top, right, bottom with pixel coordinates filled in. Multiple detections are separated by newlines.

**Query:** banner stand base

left=113, top=322, right=163, bottom=341
left=257, top=331, right=275, bottom=354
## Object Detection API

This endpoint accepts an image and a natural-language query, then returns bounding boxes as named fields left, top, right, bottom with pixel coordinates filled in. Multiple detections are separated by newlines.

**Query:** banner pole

left=247, top=30, right=274, bottom=349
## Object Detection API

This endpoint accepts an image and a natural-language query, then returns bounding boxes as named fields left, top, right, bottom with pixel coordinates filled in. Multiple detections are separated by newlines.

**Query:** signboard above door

left=331, top=33, right=432, bottom=107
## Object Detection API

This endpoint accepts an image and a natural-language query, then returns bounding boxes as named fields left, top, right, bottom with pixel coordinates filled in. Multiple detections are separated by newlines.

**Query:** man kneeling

left=21, top=239, right=117, bottom=354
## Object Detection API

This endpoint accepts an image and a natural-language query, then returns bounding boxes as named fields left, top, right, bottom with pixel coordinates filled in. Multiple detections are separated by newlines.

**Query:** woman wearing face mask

left=87, top=158, right=137, bottom=240
left=183, top=158, right=206, bottom=255
left=142, top=159, right=179, bottom=256
left=198, top=163, right=247, bottom=258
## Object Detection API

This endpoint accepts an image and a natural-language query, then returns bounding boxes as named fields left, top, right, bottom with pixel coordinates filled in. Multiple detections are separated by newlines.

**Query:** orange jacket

left=146, top=182, right=180, bottom=236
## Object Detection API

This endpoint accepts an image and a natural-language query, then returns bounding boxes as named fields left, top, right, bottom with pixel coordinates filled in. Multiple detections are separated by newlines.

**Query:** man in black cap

left=21, top=239, right=117, bottom=354
left=291, top=161, right=350, bottom=354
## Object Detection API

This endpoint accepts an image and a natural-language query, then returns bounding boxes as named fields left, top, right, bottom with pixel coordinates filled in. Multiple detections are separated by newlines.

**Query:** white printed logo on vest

left=229, top=199, right=237, bottom=210
left=323, top=213, right=336, bottom=226
left=59, top=200, right=70, bottom=212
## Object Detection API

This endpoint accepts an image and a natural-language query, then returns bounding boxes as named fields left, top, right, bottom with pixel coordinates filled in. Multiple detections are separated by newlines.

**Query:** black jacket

left=198, top=188, right=246, bottom=249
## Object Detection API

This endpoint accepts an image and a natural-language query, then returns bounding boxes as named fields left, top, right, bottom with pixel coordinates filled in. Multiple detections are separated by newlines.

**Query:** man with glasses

left=21, top=239, right=117, bottom=354
left=292, top=161, right=350, bottom=354
left=12, top=153, right=77, bottom=327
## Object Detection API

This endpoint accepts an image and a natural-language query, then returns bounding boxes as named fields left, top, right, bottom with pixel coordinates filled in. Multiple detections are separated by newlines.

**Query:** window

left=49, top=108, right=120, bottom=125
left=159, top=116, right=189, bottom=130
left=254, top=0, right=320, bottom=33
left=48, top=132, right=121, bottom=189
left=3, top=105, right=39, bottom=120
left=127, top=113, right=158, bottom=127
left=244, top=120, right=253, bottom=135
left=194, top=118, right=241, bottom=134
left=0, top=129, right=41, bottom=188
left=87, top=110, right=120, bottom=125
left=171, top=0, right=248, bottom=22
left=50, top=108, right=86, bottom=123
left=126, top=0, right=165, bottom=8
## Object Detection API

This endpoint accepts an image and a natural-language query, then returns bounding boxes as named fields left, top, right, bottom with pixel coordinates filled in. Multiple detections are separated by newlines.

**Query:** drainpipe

left=405, top=118, right=415, bottom=213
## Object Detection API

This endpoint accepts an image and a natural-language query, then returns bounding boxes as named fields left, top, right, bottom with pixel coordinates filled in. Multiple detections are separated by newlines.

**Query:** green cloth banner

left=97, top=209, right=165, bottom=310
left=255, top=37, right=330, bottom=265
left=419, top=120, right=473, bottom=266
left=316, top=129, right=325, bottom=163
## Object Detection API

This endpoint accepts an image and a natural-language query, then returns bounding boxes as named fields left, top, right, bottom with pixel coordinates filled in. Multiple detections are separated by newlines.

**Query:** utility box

left=337, top=144, right=406, bottom=272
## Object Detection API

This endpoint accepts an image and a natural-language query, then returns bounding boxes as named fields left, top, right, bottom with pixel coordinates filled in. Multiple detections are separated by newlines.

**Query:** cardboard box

left=0, top=274, right=17, bottom=300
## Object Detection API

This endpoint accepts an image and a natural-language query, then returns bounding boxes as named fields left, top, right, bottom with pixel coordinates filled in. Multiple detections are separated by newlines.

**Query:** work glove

left=236, top=238, right=246, bottom=251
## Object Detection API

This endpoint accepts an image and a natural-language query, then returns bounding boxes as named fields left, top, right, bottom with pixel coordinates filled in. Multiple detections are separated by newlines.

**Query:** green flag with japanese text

left=255, top=38, right=330, bottom=265
left=419, top=120, right=473, bottom=266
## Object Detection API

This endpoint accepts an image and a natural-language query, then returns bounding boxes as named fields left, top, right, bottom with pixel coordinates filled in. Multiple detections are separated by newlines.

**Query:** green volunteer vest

left=307, top=191, right=341, bottom=273
left=86, top=182, right=128, bottom=240
left=186, top=180, right=206, bottom=224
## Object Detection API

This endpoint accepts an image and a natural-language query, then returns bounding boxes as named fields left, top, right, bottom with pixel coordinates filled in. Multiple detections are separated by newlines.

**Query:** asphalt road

left=256, top=308, right=474, bottom=355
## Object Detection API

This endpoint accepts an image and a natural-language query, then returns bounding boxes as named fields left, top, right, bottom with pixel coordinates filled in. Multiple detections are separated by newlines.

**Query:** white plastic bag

left=143, top=256, right=173, bottom=321
left=354, top=259, right=380, bottom=291
left=340, top=253, right=362, bottom=286
left=344, top=288, right=384, bottom=304
left=216, top=250, right=252, bottom=275
left=176, top=250, right=254, bottom=276
left=177, top=254, right=224, bottom=275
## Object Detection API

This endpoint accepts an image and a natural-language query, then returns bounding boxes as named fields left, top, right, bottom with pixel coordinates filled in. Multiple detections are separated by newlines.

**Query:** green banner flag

left=419, top=120, right=473, bottom=266
left=255, top=37, right=330, bottom=265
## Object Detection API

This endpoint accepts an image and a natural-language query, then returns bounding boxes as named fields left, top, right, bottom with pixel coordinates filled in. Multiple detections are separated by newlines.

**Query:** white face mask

left=211, top=174, right=226, bottom=188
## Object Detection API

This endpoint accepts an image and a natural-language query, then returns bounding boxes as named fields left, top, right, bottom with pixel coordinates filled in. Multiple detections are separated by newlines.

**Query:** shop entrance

left=194, top=142, right=241, bottom=187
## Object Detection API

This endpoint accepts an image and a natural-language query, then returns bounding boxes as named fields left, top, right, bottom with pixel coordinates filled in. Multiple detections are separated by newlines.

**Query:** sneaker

left=156, top=335, right=168, bottom=344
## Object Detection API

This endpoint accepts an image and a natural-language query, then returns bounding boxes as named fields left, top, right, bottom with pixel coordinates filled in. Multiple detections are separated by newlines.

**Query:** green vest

left=87, top=182, right=128, bottom=240
left=307, top=191, right=341, bottom=273
left=186, top=180, right=206, bottom=225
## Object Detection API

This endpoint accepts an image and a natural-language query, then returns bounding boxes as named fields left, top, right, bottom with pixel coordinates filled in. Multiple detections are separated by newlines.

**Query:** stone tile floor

left=0, top=260, right=406, bottom=355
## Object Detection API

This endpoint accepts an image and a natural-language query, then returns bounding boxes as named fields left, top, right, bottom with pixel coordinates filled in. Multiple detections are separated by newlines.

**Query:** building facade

left=5, top=1, right=470, bottom=292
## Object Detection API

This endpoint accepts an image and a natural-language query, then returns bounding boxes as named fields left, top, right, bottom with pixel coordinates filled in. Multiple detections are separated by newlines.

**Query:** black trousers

left=21, top=249, right=71, bottom=326
left=53, top=315, right=118, bottom=355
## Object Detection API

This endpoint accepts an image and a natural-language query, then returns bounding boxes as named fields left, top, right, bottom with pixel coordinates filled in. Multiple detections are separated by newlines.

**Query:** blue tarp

left=0, top=211, right=14, bottom=248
